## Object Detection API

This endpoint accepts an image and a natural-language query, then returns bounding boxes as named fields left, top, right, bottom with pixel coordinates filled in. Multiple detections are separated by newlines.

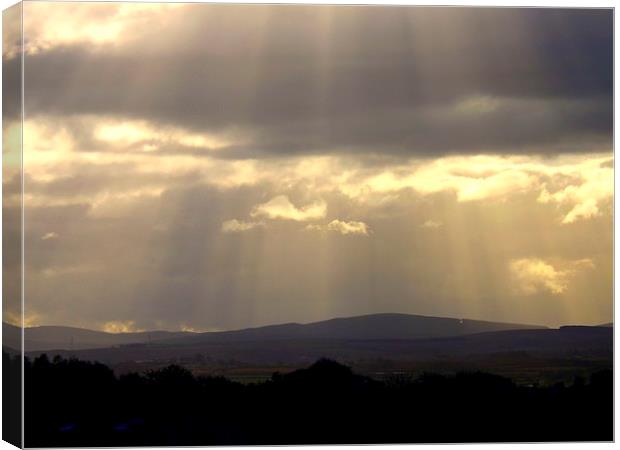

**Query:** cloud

left=3, top=310, right=41, bottom=328
left=307, top=220, right=370, bottom=236
left=41, top=265, right=97, bottom=278
left=221, top=219, right=264, bottom=233
left=21, top=2, right=183, bottom=55
left=509, top=258, right=595, bottom=295
left=510, top=258, right=570, bottom=295
left=339, top=154, right=613, bottom=224
left=15, top=113, right=613, bottom=226
left=179, top=324, right=220, bottom=333
left=101, top=320, right=143, bottom=333
left=18, top=176, right=612, bottom=330
left=420, top=220, right=443, bottom=229
left=353, top=155, right=539, bottom=202
left=454, top=95, right=500, bottom=115
left=327, top=220, right=369, bottom=235
left=251, top=195, right=326, bottom=221
left=15, top=113, right=613, bottom=227
left=537, top=157, right=613, bottom=224
left=94, top=118, right=238, bottom=152
left=573, top=258, right=596, bottom=270
left=15, top=5, right=612, bottom=158
left=9, top=5, right=613, bottom=331
left=562, top=199, right=600, bottom=224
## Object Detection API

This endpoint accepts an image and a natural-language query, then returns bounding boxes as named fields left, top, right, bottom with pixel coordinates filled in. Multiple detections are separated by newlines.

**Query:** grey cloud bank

left=15, top=5, right=612, bottom=158
left=5, top=4, right=612, bottom=332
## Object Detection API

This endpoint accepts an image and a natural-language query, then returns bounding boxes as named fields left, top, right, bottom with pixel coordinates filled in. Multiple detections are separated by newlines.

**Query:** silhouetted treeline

left=6, top=352, right=611, bottom=446
left=3, top=352, right=21, bottom=447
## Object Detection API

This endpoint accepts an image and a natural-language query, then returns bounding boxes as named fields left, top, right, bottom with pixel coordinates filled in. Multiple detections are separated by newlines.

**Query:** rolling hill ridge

left=3, top=313, right=547, bottom=352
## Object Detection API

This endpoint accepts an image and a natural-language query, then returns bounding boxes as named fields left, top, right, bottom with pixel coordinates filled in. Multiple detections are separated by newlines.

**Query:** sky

left=2, top=3, right=613, bottom=331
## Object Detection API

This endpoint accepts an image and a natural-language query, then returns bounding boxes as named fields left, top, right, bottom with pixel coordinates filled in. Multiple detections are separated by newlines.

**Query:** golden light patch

left=509, top=258, right=595, bottom=296
left=221, top=219, right=265, bottom=233
left=3, top=122, right=22, bottom=167
left=21, top=115, right=612, bottom=226
left=101, top=320, right=143, bottom=333
left=41, top=265, right=97, bottom=278
left=4, top=310, right=41, bottom=328
left=420, top=220, right=443, bottom=229
left=339, top=153, right=613, bottom=224
left=454, top=95, right=499, bottom=115
left=537, top=157, right=613, bottom=224
left=94, top=119, right=235, bottom=151
left=306, top=220, right=370, bottom=235
left=251, top=195, right=327, bottom=221
left=23, top=2, right=183, bottom=54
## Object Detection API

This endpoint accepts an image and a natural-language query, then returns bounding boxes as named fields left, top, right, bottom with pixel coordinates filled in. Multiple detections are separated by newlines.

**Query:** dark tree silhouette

left=17, top=352, right=612, bottom=447
left=3, top=352, right=21, bottom=447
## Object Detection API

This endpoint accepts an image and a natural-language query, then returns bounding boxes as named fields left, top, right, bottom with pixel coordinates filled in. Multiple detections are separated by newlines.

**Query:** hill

left=28, top=324, right=609, bottom=368
left=159, top=313, right=546, bottom=345
left=11, top=317, right=611, bottom=385
left=2, top=322, right=189, bottom=351
left=3, top=313, right=546, bottom=352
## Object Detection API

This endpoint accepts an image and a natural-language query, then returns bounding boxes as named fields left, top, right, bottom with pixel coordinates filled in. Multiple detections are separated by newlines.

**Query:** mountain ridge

left=160, top=312, right=548, bottom=345
left=3, top=312, right=548, bottom=352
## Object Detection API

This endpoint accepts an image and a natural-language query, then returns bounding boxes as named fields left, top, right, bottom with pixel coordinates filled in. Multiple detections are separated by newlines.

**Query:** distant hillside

left=158, top=313, right=546, bottom=345
left=22, top=325, right=611, bottom=370
left=2, top=322, right=190, bottom=352
left=4, top=312, right=545, bottom=352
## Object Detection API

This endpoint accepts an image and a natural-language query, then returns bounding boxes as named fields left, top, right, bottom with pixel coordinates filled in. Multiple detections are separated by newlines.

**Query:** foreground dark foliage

left=3, top=352, right=21, bottom=447
left=11, top=352, right=611, bottom=446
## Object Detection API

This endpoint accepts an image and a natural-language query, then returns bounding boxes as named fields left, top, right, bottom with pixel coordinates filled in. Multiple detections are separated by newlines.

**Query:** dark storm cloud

left=2, top=3, right=22, bottom=125
left=19, top=6, right=612, bottom=157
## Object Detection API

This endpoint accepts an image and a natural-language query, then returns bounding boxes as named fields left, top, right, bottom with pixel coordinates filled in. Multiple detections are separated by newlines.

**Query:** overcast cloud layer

left=11, top=5, right=612, bottom=157
left=3, top=4, right=612, bottom=331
